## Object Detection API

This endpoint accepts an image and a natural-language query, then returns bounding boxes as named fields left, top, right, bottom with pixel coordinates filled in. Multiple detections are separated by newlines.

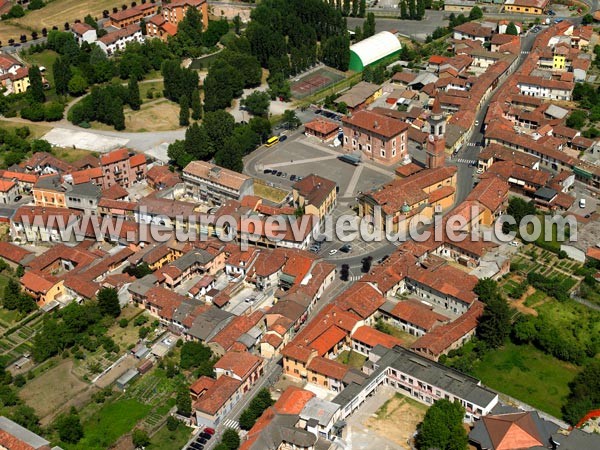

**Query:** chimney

left=373, top=120, right=379, bottom=129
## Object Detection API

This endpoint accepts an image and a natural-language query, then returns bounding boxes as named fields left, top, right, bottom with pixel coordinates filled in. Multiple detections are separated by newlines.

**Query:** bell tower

left=426, top=100, right=446, bottom=169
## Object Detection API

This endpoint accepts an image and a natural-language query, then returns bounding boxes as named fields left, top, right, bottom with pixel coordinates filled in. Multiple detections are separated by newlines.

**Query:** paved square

left=43, top=127, right=129, bottom=152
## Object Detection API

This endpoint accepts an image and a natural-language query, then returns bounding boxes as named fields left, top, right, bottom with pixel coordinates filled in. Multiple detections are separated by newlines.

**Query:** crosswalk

left=466, top=142, right=480, bottom=147
left=455, top=158, right=477, bottom=165
left=222, top=419, right=240, bottom=430
left=347, top=275, right=362, bottom=282
left=521, top=51, right=529, bottom=55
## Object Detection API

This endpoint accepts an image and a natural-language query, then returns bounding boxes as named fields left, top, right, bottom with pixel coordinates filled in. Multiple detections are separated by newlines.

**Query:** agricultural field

left=0, top=0, right=127, bottom=43
left=123, top=99, right=181, bottom=132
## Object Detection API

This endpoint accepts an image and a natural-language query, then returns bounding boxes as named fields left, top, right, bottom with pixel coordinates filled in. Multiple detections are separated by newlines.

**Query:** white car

left=328, top=249, right=338, bottom=256
left=510, top=241, right=520, bottom=247
left=476, top=168, right=484, bottom=174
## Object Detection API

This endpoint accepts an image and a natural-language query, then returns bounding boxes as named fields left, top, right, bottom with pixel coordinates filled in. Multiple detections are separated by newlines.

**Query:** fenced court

left=291, top=67, right=346, bottom=99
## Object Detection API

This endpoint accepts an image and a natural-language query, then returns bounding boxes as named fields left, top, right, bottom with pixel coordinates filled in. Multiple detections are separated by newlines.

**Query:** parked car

left=339, top=244, right=352, bottom=253
left=579, top=198, right=586, bottom=208
left=263, top=169, right=272, bottom=174
left=204, top=428, right=215, bottom=435
left=476, top=168, right=484, bottom=175
left=199, top=432, right=212, bottom=440
left=279, top=135, right=288, bottom=142
left=14, top=195, right=22, bottom=202
left=377, top=255, right=389, bottom=264
left=329, top=249, right=338, bottom=256
left=276, top=171, right=283, bottom=177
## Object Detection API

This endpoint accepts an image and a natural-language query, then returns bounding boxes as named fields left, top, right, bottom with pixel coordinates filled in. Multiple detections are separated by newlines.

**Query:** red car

left=203, top=428, right=215, bottom=435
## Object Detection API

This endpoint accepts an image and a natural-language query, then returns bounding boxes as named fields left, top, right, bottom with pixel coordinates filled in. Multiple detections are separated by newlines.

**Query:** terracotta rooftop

left=304, top=118, right=339, bottom=135
left=342, top=110, right=409, bottom=139
left=214, top=351, right=262, bottom=381
left=334, top=282, right=385, bottom=319
left=183, top=161, right=251, bottom=191
left=388, top=299, right=449, bottom=332
left=273, top=386, right=315, bottom=414
left=307, top=356, right=348, bottom=381
left=309, top=325, right=347, bottom=356
left=100, top=148, right=129, bottom=165
left=351, top=325, right=404, bottom=349
left=193, top=375, right=241, bottom=416
left=292, top=174, right=336, bottom=208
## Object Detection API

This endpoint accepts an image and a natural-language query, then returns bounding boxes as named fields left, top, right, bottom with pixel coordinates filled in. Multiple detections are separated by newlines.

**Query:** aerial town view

left=0, top=0, right=599, bottom=449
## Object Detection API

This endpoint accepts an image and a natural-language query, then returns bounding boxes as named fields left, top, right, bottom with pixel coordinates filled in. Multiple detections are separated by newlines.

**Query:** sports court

left=291, top=67, right=345, bottom=99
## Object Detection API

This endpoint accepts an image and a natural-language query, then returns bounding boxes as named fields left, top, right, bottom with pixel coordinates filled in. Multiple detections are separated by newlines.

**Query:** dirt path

left=509, top=285, right=539, bottom=317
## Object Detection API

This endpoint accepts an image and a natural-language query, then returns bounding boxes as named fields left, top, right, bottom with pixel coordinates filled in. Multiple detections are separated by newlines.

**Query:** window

left=367, top=144, right=371, bottom=152
left=392, top=148, right=396, bottom=157
left=380, top=149, right=386, bottom=157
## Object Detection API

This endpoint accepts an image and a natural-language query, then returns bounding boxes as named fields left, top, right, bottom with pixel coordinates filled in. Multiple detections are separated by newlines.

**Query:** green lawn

left=64, top=399, right=152, bottom=450
left=337, top=350, right=367, bottom=369
left=139, top=81, right=164, bottom=102
left=472, top=342, right=580, bottom=418
left=147, top=422, right=193, bottom=449
left=22, top=50, right=59, bottom=86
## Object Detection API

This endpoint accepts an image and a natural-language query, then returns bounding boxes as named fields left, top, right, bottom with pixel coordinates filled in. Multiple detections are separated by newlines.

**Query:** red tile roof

left=466, top=175, right=509, bottom=212
left=309, top=325, right=346, bottom=356
left=100, top=148, right=129, bottom=165
left=389, top=299, right=449, bottom=331
left=304, top=118, right=339, bottom=135
left=411, top=301, right=484, bottom=357
left=307, top=356, right=348, bottom=380
left=273, top=386, right=315, bottom=414
left=0, top=242, right=32, bottom=264
left=334, top=282, right=385, bottom=319
left=129, top=153, right=146, bottom=167
left=193, top=375, right=241, bottom=415
left=292, top=174, right=337, bottom=208
left=351, top=325, right=404, bottom=349
left=21, top=270, right=56, bottom=294
left=214, top=351, right=262, bottom=380
left=342, top=110, right=409, bottom=138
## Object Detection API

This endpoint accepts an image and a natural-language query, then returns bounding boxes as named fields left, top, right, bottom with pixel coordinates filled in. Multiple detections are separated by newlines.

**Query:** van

left=579, top=199, right=586, bottom=208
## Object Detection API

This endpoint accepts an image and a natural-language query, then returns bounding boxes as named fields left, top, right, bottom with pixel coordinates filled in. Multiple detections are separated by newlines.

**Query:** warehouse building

left=349, top=31, right=402, bottom=72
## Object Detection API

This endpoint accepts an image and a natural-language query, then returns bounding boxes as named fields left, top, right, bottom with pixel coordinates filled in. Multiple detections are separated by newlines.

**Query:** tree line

left=427, top=7, right=483, bottom=42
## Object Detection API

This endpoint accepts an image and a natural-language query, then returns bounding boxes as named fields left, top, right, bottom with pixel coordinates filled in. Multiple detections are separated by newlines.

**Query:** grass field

left=472, top=342, right=579, bottom=418
left=124, top=99, right=181, bottom=132
left=0, top=0, right=127, bottom=43
left=22, top=50, right=59, bottom=89
left=64, top=398, right=152, bottom=450
left=337, top=350, right=367, bottom=369
left=147, top=422, right=193, bottom=449
left=0, top=120, right=52, bottom=139
left=54, top=147, right=97, bottom=163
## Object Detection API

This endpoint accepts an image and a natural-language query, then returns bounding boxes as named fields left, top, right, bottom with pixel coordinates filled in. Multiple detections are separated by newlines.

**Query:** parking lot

left=255, top=135, right=394, bottom=199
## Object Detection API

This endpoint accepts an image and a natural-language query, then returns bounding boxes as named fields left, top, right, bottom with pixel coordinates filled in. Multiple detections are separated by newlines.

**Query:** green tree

left=179, top=95, right=190, bottom=127
left=281, top=109, right=302, bottom=130
left=563, top=360, right=600, bottom=424
left=84, top=14, right=98, bottom=30
left=132, top=428, right=150, bottom=448
left=203, top=110, right=235, bottom=149
left=68, top=74, right=88, bottom=96
left=191, top=88, right=202, bottom=120
left=128, top=79, right=141, bottom=111
left=97, top=287, right=120, bottom=318
left=359, top=0, right=366, bottom=17
left=352, top=0, right=359, bottom=17
left=54, top=408, right=84, bottom=444
left=506, top=22, right=518, bottom=36
left=566, top=109, right=587, bottom=129
left=166, top=415, right=180, bottom=431
left=221, top=428, right=241, bottom=450
left=415, top=399, right=468, bottom=450
left=400, top=1, right=408, bottom=19
left=233, top=15, right=242, bottom=35
left=28, top=66, right=45, bottom=103
left=477, top=296, right=511, bottom=348
left=53, top=57, right=71, bottom=95
left=176, top=385, right=192, bottom=417
left=582, top=14, right=594, bottom=25
left=363, top=12, right=376, bottom=38
left=180, top=341, right=213, bottom=370
left=474, top=278, right=500, bottom=302
left=29, top=0, right=45, bottom=11
left=241, top=91, right=270, bottom=116
left=249, top=116, right=272, bottom=143
left=469, top=6, right=483, bottom=20
left=11, top=406, right=41, bottom=434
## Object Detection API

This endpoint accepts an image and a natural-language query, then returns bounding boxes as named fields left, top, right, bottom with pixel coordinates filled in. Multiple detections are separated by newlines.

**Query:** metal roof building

left=349, top=31, right=402, bottom=72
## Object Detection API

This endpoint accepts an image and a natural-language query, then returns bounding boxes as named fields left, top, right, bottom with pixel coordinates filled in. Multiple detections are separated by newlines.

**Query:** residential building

left=71, top=22, right=97, bottom=44
left=20, top=270, right=64, bottom=306
left=147, top=0, right=208, bottom=41
left=0, top=179, right=18, bottom=204
left=452, top=22, right=494, bottom=43
left=107, top=2, right=159, bottom=28
left=516, top=75, right=573, bottom=101
left=379, top=299, right=449, bottom=337
left=213, top=351, right=264, bottom=393
left=191, top=375, right=243, bottom=428
left=292, top=174, right=337, bottom=220
left=183, top=161, right=254, bottom=204
left=100, top=148, right=147, bottom=188
left=342, top=110, right=409, bottom=164
left=357, top=166, right=457, bottom=234
left=97, top=24, right=145, bottom=56
left=10, top=206, right=82, bottom=243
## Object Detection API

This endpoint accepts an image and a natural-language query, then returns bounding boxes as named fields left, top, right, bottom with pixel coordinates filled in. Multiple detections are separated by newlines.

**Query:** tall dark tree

left=176, top=385, right=192, bottom=417
left=469, top=6, right=483, bottom=20
left=28, top=66, right=45, bottom=103
left=191, top=88, right=202, bottom=120
left=97, top=287, right=121, bottom=317
left=321, top=35, right=350, bottom=71
left=415, top=399, right=468, bottom=450
left=400, top=1, right=408, bottom=19
left=359, top=0, right=366, bottom=17
left=363, top=12, right=376, bottom=38
left=563, top=360, right=600, bottom=425
left=179, top=95, right=190, bottom=127
left=128, top=78, right=141, bottom=110
left=506, top=22, right=518, bottom=36
left=53, top=408, right=83, bottom=444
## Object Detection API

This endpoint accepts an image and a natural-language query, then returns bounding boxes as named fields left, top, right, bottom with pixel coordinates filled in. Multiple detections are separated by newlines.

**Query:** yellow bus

left=265, top=136, right=279, bottom=147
